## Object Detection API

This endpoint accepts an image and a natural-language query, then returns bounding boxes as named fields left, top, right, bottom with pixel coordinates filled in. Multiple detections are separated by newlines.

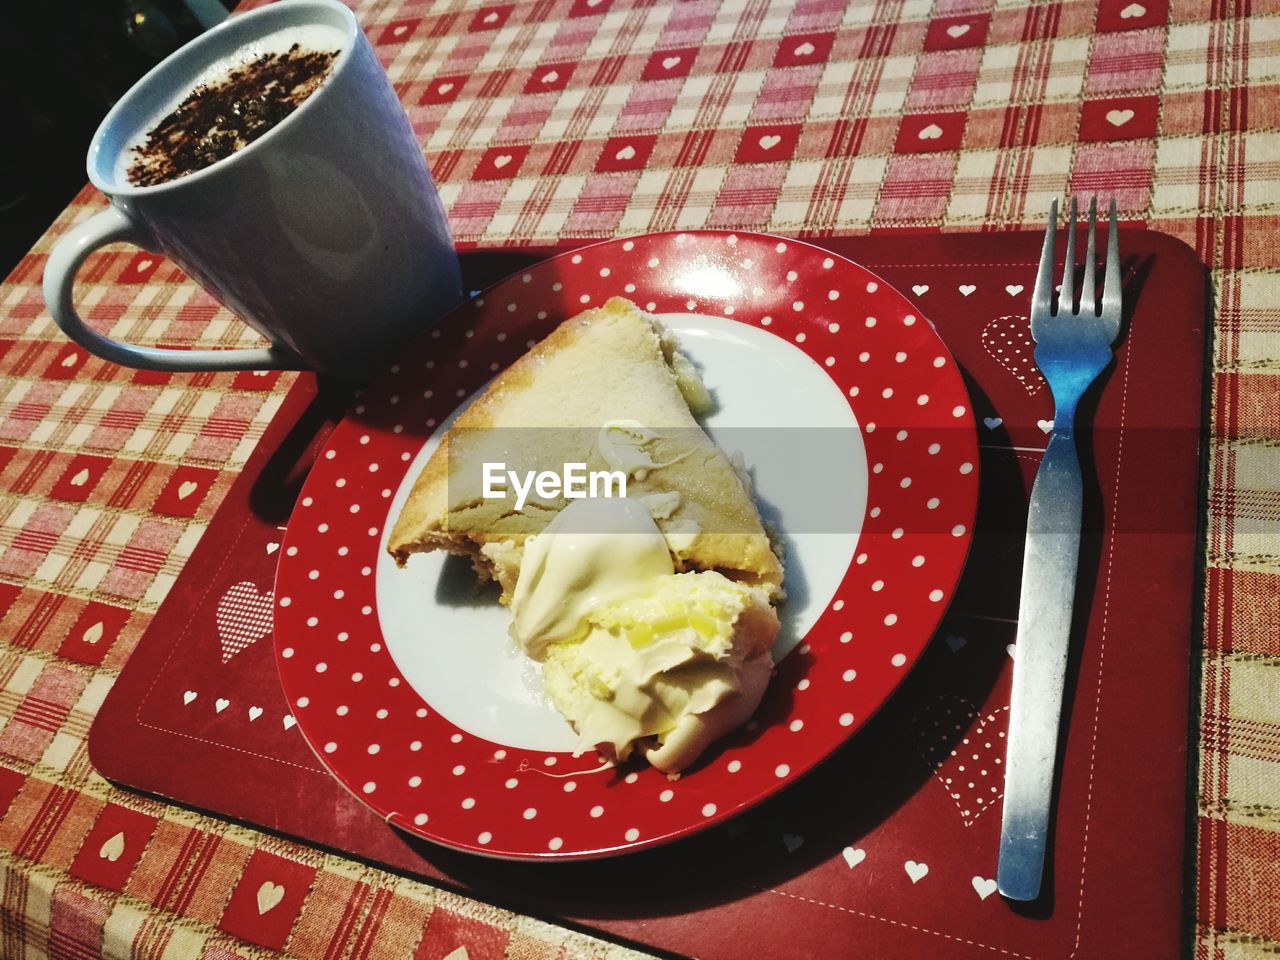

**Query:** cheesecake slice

left=386, top=297, right=784, bottom=602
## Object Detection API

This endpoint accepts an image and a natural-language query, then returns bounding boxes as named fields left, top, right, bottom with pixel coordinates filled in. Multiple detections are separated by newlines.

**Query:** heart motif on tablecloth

left=215, top=581, right=274, bottom=663
left=982, top=314, right=1046, bottom=396
left=912, top=695, right=1009, bottom=827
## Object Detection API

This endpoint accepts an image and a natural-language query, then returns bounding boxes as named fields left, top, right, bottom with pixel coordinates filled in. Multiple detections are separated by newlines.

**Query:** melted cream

left=508, top=497, right=779, bottom=774
left=596, top=420, right=689, bottom=481
left=510, top=497, right=672, bottom=660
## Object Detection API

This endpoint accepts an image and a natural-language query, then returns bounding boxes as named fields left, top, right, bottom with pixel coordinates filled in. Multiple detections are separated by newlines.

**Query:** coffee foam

left=114, top=22, right=347, bottom=185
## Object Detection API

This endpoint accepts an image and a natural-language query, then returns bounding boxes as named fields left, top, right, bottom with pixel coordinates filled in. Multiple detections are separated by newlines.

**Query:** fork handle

left=997, top=427, right=1083, bottom=901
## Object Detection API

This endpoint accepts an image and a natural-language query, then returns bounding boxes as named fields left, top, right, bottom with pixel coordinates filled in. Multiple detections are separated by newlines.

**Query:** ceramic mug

left=44, top=0, right=462, bottom=381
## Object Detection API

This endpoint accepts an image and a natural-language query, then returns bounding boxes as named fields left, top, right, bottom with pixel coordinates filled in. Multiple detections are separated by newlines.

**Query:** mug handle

left=43, top=205, right=306, bottom=372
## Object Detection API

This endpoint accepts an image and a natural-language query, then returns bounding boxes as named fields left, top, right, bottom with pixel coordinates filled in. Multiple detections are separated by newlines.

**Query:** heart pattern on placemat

left=215, top=581, right=274, bottom=663
left=981, top=315, right=1046, bottom=395
left=912, top=695, right=1009, bottom=827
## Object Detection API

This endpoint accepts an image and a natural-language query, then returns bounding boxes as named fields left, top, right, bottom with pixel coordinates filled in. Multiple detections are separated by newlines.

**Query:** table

left=0, top=0, right=1273, bottom=957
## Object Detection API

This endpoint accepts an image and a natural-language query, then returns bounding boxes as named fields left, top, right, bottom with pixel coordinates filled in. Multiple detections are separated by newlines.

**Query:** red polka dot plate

left=273, top=231, right=979, bottom=860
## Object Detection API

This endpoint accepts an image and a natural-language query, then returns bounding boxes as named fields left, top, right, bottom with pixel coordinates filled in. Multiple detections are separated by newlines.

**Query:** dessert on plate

left=388, top=297, right=784, bottom=772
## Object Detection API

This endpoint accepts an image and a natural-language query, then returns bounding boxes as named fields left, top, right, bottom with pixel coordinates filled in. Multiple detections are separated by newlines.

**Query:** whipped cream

left=510, top=497, right=778, bottom=773
left=511, top=497, right=673, bottom=660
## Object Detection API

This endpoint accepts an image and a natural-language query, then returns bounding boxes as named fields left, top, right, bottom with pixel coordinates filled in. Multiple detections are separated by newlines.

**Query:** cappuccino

left=124, top=25, right=343, bottom=186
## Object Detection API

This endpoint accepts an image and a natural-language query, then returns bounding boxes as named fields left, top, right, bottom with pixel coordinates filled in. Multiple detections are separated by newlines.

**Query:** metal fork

left=997, top=197, right=1121, bottom=902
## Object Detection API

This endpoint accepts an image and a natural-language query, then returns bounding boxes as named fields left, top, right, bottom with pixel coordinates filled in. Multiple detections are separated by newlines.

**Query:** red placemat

left=91, top=230, right=1207, bottom=960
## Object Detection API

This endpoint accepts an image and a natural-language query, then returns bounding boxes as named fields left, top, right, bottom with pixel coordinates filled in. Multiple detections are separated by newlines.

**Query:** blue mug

left=44, top=0, right=462, bottom=380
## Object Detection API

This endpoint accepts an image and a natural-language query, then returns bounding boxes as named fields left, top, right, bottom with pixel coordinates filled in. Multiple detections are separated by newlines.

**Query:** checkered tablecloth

left=0, top=0, right=1274, bottom=956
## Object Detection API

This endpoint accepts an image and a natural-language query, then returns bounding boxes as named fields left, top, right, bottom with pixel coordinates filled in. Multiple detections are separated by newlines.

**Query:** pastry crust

left=386, top=297, right=784, bottom=602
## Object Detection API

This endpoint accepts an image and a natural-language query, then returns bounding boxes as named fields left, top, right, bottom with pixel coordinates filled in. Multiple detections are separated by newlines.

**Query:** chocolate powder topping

left=127, top=44, right=338, bottom=187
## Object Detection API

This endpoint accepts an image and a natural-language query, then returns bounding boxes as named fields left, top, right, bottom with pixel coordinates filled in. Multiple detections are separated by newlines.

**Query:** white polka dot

left=892, top=527, right=904, bottom=539
left=927, top=497, right=940, bottom=509
left=415, top=708, right=427, bottom=718
left=505, top=778, right=518, bottom=788
left=367, top=743, right=380, bottom=755
left=702, top=803, right=717, bottom=816
left=775, top=242, right=787, bottom=252
left=829, top=322, right=841, bottom=333
left=450, top=733, right=463, bottom=743
left=900, top=477, right=912, bottom=488
left=866, top=281, right=878, bottom=292
left=461, top=797, right=476, bottom=809
left=296, top=697, right=309, bottom=708
left=647, top=257, right=659, bottom=267
left=797, top=678, right=810, bottom=691
left=410, top=740, right=422, bottom=751
left=590, top=805, right=604, bottom=818
left=928, top=442, right=941, bottom=454
left=960, top=462, right=974, bottom=475
left=823, top=258, right=834, bottom=268
left=787, top=270, right=798, bottom=282
left=930, top=589, right=944, bottom=601
left=413, top=813, right=428, bottom=826
left=952, top=405, right=965, bottom=417
left=833, top=599, right=845, bottom=611
left=843, top=669, right=856, bottom=681
left=324, top=741, right=336, bottom=753
left=952, top=524, right=966, bottom=536
left=548, top=837, right=563, bottom=850
left=825, top=356, right=835, bottom=367
left=351, top=671, right=363, bottom=682
left=839, top=712, right=854, bottom=726
left=789, top=719, right=804, bottom=732
left=624, top=772, right=639, bottom=784
left=523, top=807, right=537, bottom=820
left=314, top=662, right=327, bottom=673
left=795, top=332, right=806, bottom=342
left=362, top=782, right=376, bottom=794
left=865, top=316, right=877, bottom=328
left=452, top=764, right=465, bottom=776
left=493, top=749, right=506, bottom=760
left=282, top=647, right=294, bottom=659
left=912, top=555, right=925, bottom=567
left=917, top=394, right=930, bottom=405
left=543, top=757, right=557, bottom=767
left=775, top=763, right=791, bottom=778
left=571, top=254, right=582, bottom=264
left=727, top=759, right=742, bottom=773
left=792, top=301, right=804, bottom=312
left=884, top=613, right=898, bottom=626
left=279, top=597, right=291, bottom=607
left=660, top=789, right=674, bottom=802
left=761, top=316, right=772, bottom=326
left=891, top=653, right=907, bottom=666
left=903, top=314, right=916, bottom=326
left=840, top=631, right=852, bottom=643
left=563, top=781, right=577, bottom=793
left=859, top=351, right=870, bottom=362
left=477, top=831, right=491, bottom=844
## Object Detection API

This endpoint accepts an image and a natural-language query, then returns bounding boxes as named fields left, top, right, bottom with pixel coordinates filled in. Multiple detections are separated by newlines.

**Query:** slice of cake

left=387, top=297, right=784, bottom=601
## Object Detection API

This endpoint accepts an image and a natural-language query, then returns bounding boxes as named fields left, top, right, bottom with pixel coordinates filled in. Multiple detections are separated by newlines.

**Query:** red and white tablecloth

left=0, top=0, right=1275, bottom=956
